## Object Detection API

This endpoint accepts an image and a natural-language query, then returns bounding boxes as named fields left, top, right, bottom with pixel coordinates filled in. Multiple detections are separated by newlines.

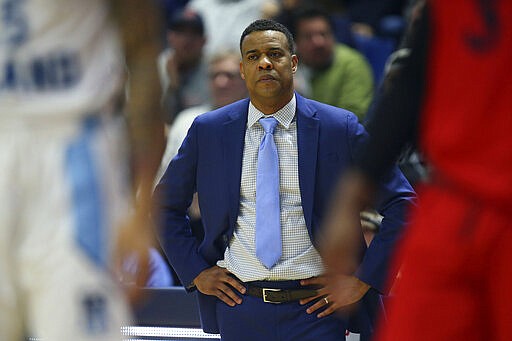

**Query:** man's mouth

left=258, top=75, right=276, bottom=82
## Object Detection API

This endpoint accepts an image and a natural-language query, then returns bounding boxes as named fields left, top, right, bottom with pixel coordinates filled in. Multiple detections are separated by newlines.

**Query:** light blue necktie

left=256, top=117, right=281, bottom=269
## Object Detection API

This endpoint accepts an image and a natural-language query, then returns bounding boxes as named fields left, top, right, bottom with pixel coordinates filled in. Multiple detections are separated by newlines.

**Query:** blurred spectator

left=304, top=1, right=354, bottom=42
left=271, top=0, right=302, bottom=32
left=158, top=8, right=210, bottom=124
left=155, top=0, right=190, bottom=43
left=161, top=49, right=248, bottom=168
left=291, top=6, right=374, bottom=121
left=187, top=0, right=278, bottom=56
left=157, top=48, right=248, bottom=198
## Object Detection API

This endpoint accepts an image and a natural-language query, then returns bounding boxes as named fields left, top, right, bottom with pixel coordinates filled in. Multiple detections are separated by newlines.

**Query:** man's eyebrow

left=244, top=47, right=284, bottom=55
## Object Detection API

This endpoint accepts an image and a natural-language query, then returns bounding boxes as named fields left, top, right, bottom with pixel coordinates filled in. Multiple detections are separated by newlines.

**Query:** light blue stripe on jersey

left=65, top=116, right=107, bottom=268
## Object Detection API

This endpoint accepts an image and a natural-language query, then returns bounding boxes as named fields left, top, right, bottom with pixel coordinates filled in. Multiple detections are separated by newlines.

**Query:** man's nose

left=258, top=55, right=273, bottom=69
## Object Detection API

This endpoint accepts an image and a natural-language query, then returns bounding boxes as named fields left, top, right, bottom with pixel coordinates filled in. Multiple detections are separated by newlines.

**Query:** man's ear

left=239, top=61, right=246, bottom=80
left=291, top=54, right=298, bottom=73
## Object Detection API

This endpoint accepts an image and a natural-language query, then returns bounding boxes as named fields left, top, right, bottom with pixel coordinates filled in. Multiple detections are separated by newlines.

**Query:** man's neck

left=251, top=93, right=294, bottom=115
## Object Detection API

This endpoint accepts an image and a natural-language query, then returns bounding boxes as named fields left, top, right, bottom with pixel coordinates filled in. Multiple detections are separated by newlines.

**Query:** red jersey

left=422, top=0, right=512, bottom=203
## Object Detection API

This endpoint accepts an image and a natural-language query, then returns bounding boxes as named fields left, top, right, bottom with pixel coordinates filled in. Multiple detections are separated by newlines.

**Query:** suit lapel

left=222, top=99, right=249, bottom=231
left=219, top=96, right=319, bottom=233
left=296, top=94, right=319, bottom=232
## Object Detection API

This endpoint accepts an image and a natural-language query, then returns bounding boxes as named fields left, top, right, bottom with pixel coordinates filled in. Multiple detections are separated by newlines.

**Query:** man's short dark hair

left=240, top=19, right=296, bottom=54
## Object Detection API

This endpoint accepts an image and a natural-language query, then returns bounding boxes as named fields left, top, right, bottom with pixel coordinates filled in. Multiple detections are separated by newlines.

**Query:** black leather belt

left=246, top=285, right=318, bottom=304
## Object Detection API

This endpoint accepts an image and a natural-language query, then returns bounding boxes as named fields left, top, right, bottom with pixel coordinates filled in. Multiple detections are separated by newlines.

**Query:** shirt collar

left=247, top=94, right=296, bottom=129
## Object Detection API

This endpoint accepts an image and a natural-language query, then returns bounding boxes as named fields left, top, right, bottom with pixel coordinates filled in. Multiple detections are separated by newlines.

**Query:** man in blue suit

left=154, top=19, right=414, bottom=341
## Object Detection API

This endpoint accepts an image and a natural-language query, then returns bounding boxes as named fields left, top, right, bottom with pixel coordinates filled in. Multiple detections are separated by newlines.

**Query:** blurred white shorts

left=0, top=114, right=133, bottom=340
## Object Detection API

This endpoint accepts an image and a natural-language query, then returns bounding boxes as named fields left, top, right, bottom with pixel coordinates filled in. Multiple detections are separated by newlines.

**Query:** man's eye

left=247, top=55, right=258, bottom=61
left=270, top=52, right=282, bottom=58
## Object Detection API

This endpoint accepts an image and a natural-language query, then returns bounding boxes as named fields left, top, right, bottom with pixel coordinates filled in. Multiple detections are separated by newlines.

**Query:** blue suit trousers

left=215, top=280, right=347, bottom=341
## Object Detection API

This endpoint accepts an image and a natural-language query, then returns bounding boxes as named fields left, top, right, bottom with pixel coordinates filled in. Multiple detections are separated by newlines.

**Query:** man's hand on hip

left=193, top=266, right=246, bottom=306
left=299, top=274, right=370, bottom=318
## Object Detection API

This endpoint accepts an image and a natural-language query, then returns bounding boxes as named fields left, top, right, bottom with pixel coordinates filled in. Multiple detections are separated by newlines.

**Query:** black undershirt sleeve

left=356, top=4, right=430, bottom=184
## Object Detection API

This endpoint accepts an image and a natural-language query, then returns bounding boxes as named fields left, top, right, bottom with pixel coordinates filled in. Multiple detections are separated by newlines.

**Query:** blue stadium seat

left=352, top=33, right=396, bottom=86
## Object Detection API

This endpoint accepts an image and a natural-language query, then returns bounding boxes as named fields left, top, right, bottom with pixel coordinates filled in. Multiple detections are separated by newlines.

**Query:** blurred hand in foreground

left=300, top=275, right=370, bottom=318
left=320, top=171, right=375, bottom=292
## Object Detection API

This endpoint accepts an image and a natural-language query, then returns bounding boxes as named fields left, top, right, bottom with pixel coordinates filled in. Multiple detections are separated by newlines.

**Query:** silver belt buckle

left=262, top=288, right=282, bottom=304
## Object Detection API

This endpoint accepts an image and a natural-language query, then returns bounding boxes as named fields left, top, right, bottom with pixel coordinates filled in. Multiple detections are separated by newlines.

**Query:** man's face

left=209, top=56, right=248, bottom=108
left=295, top=17, right=335, bottom=70
left=239, top=30, right=298, bottom=105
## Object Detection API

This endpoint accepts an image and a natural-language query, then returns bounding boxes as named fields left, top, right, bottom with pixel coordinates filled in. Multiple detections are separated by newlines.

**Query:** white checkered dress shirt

left=217, top=95, right=325, bottom=282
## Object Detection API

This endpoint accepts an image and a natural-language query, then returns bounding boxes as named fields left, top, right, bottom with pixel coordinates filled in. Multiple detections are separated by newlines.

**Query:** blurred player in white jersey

left=0, top=0, right=164, bottom=339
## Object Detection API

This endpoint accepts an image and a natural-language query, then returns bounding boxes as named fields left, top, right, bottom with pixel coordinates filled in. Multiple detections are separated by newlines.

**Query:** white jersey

left=0, top=0, right=124, bottom=119
left=0, top=1, right=134, bottom=339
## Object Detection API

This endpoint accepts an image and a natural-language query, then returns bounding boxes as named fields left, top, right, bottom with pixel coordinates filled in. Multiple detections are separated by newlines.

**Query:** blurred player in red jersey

left=321, top=0, right=512, bottom=340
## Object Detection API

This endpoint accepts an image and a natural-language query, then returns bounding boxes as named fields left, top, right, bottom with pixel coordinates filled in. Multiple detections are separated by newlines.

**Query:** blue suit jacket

left=154, top=93, right=414, bottom=334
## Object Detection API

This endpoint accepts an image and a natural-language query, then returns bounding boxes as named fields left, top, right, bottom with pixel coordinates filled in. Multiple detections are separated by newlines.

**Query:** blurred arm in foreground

left=321, top=0, right=426, bottom=299
left=110, top=0, right=166, bottom=301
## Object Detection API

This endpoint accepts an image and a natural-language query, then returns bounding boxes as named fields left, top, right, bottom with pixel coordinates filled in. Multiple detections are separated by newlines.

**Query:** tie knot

left=260, top=117, right=278, bottom=134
